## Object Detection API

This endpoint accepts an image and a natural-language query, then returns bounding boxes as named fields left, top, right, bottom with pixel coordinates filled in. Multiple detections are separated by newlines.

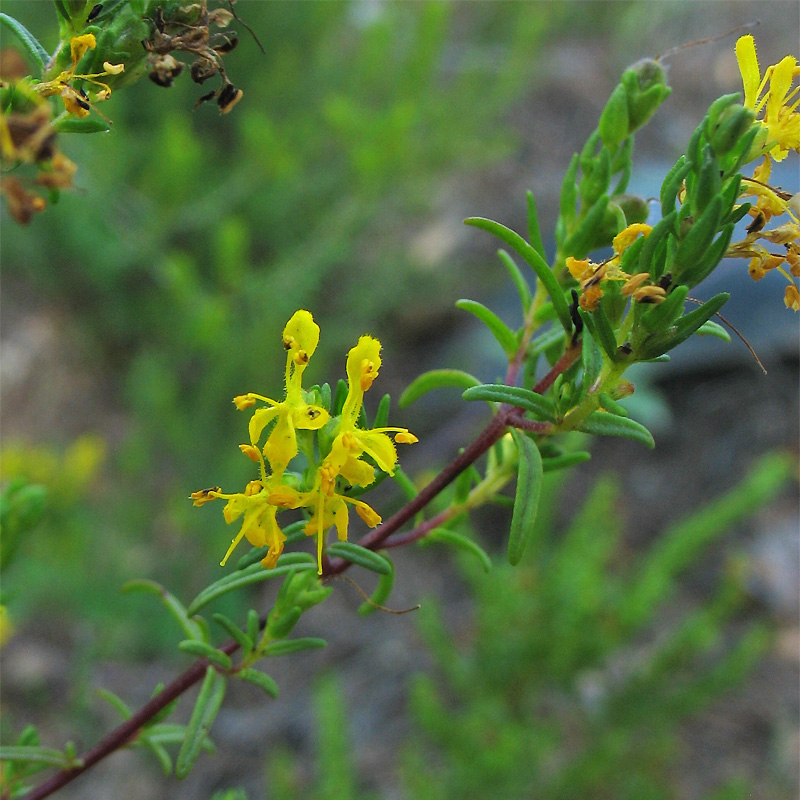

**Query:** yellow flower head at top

left=236, top=310, right=329, bottom=476
left=735, top=35, right=800, bottom=162
left=193, top=311, right=417, bottom=573
left=305, top=335, right=417, bottom=572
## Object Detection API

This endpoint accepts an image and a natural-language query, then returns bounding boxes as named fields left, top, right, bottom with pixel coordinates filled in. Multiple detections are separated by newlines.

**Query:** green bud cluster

left=556, top=60, right=672, bottom=262
left=266, top=568, right=332, bottom=641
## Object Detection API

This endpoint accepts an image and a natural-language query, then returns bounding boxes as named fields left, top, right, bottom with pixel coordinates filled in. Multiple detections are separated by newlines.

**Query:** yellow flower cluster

left=735, top=35, right=800, bottom=163
left=731, top=36, right=800, bottom=310
left=34, top=34, right=124, bottom=119
left=566, top=223, right=657, bottom=311
left=192, top=311, right=417, bottom=573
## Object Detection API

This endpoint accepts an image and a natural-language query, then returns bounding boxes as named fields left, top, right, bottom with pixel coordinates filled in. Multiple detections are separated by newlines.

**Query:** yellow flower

left=34, top=34, right=124, bottom=119
left=735, top=35, right=800, bottom=162
left=305, top=479, right=383, bottom=574
left=566, top=223, right=655, bottom=310
left=195, top=311, right=418, bottom=572
left=325, top=336, right=416, bottom=484
left=239, top=311, right=329, bottom=475
left=306, top=335, right=416, bottom=572
left=785, top=284, right=800, bottom=310
left=729, top=157, right=800, bottom=308
left=215, top=478, right=307, bottom=568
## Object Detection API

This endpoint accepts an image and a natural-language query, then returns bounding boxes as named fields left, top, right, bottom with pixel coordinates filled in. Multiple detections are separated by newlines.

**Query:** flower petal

left=736, top=35, right=761, bottom=109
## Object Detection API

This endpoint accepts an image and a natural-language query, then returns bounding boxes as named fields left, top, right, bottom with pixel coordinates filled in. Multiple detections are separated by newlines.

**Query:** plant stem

left=21, top=641, right=241, bottom=800
left=23, top=341, right=583, bottom=798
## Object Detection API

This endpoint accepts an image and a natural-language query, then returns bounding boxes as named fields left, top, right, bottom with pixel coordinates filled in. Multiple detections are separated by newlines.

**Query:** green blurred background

left=1, top=2, right=797, bottom=799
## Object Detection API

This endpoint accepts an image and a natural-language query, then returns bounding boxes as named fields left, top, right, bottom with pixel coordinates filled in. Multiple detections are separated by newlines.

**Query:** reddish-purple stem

left=22, top=343, right=582, bottom=800
left=21, top=640, right=240, bottom=800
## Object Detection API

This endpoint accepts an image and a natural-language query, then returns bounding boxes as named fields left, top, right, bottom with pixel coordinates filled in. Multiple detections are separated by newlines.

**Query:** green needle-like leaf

left=122, top=580, right=206, bottom=642
left=0, top=746, right=75, bottom=768
left=399, top=369, right=481, bottom=408
left=175, top=667, right=226, bottom=779
left=177, top=641, right=233, bottom=670
left=455, top=299, right=518, bottom=357
left=0, top=13, right=49, bottom=71
left=465, top=216, right=572, bottom=335
left=497, top=249, right=533, bottom=312
left=358, top=559, right=396, bottom=615
left=325, top=542, right=392, bottom=574
left=463, top=384, right=556, bottom=421
left=187, top=563, right=317, bottom=616
left=237, top=668, right=280, bottom=698
left=423, top=528, right=492, bottom=573
left=578, top=410, right=655, bottom=448
left=211, top=613, right=254, bottom=653
left=261, top=637, right=327, bottom=656
left=507, top=430, right=544, bottom=565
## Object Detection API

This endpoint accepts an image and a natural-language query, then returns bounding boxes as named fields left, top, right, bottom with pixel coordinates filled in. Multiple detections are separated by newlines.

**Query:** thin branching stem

left=23, top=341, right=582, bottom=800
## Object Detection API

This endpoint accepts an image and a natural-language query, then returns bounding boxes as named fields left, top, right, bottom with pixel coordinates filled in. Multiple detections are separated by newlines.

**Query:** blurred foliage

left=1, top=1, right=580, bottom=645
left=1, top=1, right=599, bottom=645
left=270, top=452, right=793, bottom=800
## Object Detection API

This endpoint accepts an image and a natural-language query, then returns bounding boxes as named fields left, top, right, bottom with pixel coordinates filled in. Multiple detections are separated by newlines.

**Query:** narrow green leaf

left=51, top=116, right=111, bottom=134
left=16, top=726, right=40, bottom=747
left=122, top=579, right=205, bottom=642
left=136, top=735, right=173, bottom=776
left=175, top=667, right=226, bottom=780
left=391, top=466, right=418, bottom=500
left=373, top=393, right=391, bottom=428
left=246, top=609, right=261, bottom=644
left=526, top=191, right=547, bottom=264
left=358, top=559, right=395, bottom=615
left=324, top=542, right=392, bottom=575
left=695, top=320, right=730, bottom=341
left=266, top=605, right=303, bottom=640
left=640, top=292, right=729, bottom=358
left=399, top=369, right=481, bottom=408
left=527, top=326, right=566, bottom=359
left=462, top=384, right=556, bottom=421
left=177, top=640, right=233, bottom=670
left=0, top=13, right=49, bottom=71
left=464, top=217, right=573, bottom=335
left=674, top=195, right=722, bottom=272
left=211, top=613, right=253, bottom=653
left=238, top=668, right=280, bottom=698
left=423, top=528, right=492, bottom=573
left=579, top=309, right=618, bottom=362
left=0, top=747, right=73, bottom=767
left=455, top=299, right=518, bottom=357
left=96, top=689, right=133, bottom=719
left=639, top=284, right=689, bottom=333
left=507, top=430, right=544, bottom=565
left=497, top=250, right=532, bottom=312
left=562, top=192, right=609, bottom=258
left=578, top=410, right=655, bottom=448
left=598, top=393, right=628, bottom=416
left=541, top=451, right=592, bottom=472
left=187, top=563, right=316, bottom=616
left=261, top=637, right=327, bottom=656
left=146, top=724, right=213, bottom=748
left=581, top=323, right=603, bottom=395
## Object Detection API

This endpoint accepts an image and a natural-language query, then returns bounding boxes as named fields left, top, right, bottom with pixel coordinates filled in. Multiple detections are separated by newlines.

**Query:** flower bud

left=621, top=58, right=672, bottom=133
left=709, top=104, right=755, bottom=157
left=598, top=83, right=630, bottom=149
